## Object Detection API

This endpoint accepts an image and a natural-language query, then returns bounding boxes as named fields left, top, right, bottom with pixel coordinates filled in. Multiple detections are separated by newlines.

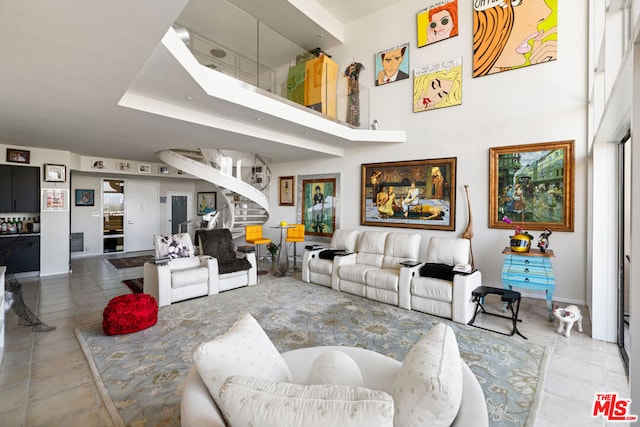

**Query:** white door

left=125, top=180, right=159, bottom=252
left=166, top=192, right=193, bottom=235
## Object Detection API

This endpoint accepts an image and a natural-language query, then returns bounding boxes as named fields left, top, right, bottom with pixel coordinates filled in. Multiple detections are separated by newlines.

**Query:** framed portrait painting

left=297, top=173, right=340, bottom=240
left=417, top=0, right=458, bottom=48
left=279, top=176, right=294, bottom=206
left=197, top=192, right=217, bottom=215
left=413, top=57, right=462, bottom=112
left=75, top=189, right=95, bottom=206
left=374, top=43, right=410, bottom=86
left=361, top=158, right=456, bottom=231
left=489, top=140, right=574, bottom=232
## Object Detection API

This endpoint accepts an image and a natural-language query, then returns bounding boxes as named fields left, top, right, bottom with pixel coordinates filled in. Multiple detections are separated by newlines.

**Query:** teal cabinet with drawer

left=501, top=248, right=555, bottom=320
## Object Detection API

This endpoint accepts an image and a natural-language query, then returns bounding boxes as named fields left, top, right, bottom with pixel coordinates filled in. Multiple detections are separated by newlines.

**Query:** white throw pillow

left=307, top=350, right=364, bottom=386
left=192, top=313, right=292, bottom=408
left=391, top=323, right=463, bottom=427
left=219, top=375, right=394, bottom=427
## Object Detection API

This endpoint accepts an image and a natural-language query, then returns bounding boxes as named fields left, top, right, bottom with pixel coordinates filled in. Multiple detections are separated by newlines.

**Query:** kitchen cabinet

left=0, top=165, right=40, bottom=212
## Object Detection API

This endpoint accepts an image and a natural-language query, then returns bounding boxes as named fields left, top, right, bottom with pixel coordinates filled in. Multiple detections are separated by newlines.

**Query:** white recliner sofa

left=401, top=237, right=481, bottom=324
left=302, top=230, right=421, bottom=307
left=181, top=314, right=488, bottom=427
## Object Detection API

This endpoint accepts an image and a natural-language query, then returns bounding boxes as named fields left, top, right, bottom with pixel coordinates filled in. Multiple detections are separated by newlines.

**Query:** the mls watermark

left=592, top=393, right=638, bottom=422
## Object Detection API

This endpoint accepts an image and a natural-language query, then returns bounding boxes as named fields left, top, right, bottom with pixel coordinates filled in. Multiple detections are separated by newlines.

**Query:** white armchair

left=402, top=237, right=480, bottom=324
left=144, top=233, right=216, bottom=307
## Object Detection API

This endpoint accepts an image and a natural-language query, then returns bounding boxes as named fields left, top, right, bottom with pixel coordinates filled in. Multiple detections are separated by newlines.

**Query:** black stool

left=468, top=286, right=527, bottom=339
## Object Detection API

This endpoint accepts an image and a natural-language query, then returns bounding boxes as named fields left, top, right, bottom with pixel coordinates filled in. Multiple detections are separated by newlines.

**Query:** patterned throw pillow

left=154, top=233, right=194, bottom=259
left=193, top=314, right=292, bottom=408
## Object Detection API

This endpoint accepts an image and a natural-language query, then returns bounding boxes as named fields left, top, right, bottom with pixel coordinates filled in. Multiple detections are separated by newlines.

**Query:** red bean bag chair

left=103, top=293, right=158, bottom=336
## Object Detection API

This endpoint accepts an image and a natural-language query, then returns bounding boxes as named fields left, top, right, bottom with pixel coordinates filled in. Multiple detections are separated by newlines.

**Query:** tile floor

left=0, top=253, right=631, bottom=426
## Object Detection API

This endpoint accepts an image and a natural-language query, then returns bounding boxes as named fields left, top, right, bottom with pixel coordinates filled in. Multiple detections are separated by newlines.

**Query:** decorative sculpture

left=461, top=184, right=475, bottom=269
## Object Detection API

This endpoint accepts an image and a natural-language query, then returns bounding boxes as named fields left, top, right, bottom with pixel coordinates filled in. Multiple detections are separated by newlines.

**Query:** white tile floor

left=0, top=253, right=631, bottom=426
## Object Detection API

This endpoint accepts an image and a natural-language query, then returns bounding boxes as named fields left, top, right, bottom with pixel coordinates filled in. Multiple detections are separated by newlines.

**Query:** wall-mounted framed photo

left=6, top=148, right=30, bottom=164
left=42, top=188, right=69, bottom=212
left=279, top=176, right=294, bottom=206
left=489, top=140, right=574, bottom=232
left=44, top=163, right=67, bottom=182
left=159, top=166, right=170, bottom=174
left=361, top=157, right=457, bottom=231
left=138, top=163, right=151, bottom=173
left=197, top=192, right=217, bottom=215
left=297, top=173, right=340, bottom=240
left=118, top=162, right=131, bottom=171
left=75, top=189, right=95, bottom=206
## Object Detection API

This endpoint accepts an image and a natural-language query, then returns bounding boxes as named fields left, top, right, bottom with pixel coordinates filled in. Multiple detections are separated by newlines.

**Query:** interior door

left=166, top=192, right=193, bottom=235
left=125, top=180, right=159, bottom=252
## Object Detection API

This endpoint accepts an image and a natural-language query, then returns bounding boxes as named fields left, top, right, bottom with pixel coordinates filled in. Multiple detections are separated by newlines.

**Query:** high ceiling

left=0, top=0, right=402, bottom=164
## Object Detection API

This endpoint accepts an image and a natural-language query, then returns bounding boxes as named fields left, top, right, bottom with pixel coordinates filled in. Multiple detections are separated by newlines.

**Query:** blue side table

left=501, top=247, right=555, bottom=321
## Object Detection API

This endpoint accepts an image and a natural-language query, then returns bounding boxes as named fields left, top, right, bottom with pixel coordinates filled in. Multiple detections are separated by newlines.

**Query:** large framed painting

left=473, top=0, right=557, bottom=78
left=297, top=173, right=340, bottom=240
left=489, top=140, right=574, bottom=232
left=361, top=158, right=456, bottom=231
left=417, top=0, right=458, bottom=48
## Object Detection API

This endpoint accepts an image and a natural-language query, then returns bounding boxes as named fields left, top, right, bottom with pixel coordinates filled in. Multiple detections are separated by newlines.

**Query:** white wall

left=268, top=1, right=590, bottom=305
left=71, top=171, right=200, bottom=256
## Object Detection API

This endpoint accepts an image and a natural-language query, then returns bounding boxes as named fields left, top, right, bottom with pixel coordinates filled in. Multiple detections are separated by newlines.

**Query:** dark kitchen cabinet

left=0, top=165, right=40, bottom=212
left=0, top=234, right=40, bottom=273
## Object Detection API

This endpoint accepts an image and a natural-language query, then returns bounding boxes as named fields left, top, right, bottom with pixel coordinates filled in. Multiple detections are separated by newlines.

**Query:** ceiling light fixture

left=185, top=95, right=197, bottom=101
left=210, top=48, right=227, bottom=58
left=316, top=34, right=323, bottom=39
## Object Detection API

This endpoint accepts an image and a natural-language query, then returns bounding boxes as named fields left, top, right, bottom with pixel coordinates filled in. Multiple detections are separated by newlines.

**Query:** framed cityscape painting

left=361, top=158, right=456, bottom=231
left=489, top=140, right=574, bottom=232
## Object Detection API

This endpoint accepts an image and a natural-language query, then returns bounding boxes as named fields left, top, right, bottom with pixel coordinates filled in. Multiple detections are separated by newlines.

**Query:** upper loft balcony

left=119, top=0, right=406, bottom=163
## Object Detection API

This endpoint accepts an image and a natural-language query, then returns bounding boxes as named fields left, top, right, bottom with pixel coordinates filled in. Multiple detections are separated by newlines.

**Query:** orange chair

left=245, top=225, right=271, bottom=275
left=285, top=224, right=305, bottom=272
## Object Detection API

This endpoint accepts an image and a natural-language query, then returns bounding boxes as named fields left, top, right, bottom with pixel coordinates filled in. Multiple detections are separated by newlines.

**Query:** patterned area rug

left=76, top=278, right=548, bottom=427
left=107, top=255, right=153, bottom=270
left=122, top=278, right=143, bottom=294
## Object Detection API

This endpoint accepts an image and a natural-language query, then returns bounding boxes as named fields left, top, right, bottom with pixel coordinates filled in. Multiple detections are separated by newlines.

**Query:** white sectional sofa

left=302, top=229, right=421, bottom=307
left=302, top=231, right=480, bottom=324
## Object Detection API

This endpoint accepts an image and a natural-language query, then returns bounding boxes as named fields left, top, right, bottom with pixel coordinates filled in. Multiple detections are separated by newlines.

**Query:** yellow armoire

left=303, top=56, right=338, bottom=119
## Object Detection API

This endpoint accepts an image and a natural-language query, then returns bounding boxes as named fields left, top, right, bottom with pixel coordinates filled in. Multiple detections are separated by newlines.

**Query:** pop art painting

left=473, top=0, right=557, bottom=77
left=413, top=57, right=462, bottom=112
left=417, top=0, right=458, bottom=48
left=375, top=43, right=410, bottom=86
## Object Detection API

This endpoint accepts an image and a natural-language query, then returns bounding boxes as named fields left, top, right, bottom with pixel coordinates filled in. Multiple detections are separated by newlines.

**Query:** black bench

left=468, top=286, right=526, bottom=339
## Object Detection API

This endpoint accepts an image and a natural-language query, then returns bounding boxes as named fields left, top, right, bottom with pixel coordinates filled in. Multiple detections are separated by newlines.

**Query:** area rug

left=107, top=255, right=153, bottom=270
left=122, top=278, right=143, bottom=294
left=76, top=278, right=548, bottom=427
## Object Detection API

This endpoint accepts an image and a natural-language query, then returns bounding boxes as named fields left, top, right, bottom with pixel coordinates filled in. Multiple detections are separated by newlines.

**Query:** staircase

left=157, top=149, right=270, bottom=238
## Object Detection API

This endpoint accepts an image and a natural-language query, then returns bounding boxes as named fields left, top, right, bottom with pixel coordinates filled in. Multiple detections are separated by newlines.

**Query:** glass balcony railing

left=174, top=0, right=370, bottom=129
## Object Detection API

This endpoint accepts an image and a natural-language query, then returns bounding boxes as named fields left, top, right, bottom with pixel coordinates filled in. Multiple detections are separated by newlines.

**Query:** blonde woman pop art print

left=413, top=57, right=462, bottom=112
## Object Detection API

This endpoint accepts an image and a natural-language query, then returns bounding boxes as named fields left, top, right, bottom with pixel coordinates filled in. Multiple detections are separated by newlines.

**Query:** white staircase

left=157, top=149, right=270, bottom=238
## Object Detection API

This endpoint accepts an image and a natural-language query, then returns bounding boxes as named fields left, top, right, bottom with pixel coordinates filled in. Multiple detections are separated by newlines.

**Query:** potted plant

left=266, top=242, right=280, bottom=260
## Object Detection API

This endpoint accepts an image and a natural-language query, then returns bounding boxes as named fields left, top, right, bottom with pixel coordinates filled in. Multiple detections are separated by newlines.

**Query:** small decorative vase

left=510, top=233, right=532, bottom=253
